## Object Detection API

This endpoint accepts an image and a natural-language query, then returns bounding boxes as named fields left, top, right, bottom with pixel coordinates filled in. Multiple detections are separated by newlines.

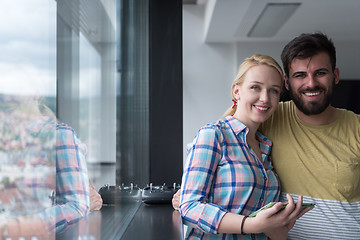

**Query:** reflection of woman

left=179, top=54, right=310, bottom=239
left=0, top=96, right=102, bottom=239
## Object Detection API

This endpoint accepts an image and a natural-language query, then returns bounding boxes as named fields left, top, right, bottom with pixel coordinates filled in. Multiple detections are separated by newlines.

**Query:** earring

left=231, top=99, right=237, bottom=109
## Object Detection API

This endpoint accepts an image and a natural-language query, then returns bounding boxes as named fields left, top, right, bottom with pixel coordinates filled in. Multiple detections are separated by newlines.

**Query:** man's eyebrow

left=291, top=68, right=330, bottom=77
left=291, top=71, right=306, bottom=77
left=314, top=68, right=330, bottom=73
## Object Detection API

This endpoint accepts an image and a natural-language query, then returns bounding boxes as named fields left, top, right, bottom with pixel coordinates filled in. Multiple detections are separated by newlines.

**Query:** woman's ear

left=232, top=84, right=240, bottom=100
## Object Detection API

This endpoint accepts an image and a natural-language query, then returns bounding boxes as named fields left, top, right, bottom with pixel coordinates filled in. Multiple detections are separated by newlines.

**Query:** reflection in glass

left=0, top=0, right=56, bottom=239
left=0, top=95, right=56, bottom=239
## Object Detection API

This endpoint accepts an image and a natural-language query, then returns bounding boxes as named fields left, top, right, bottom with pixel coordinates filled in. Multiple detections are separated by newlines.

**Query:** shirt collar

left=224, top=115, right=272, bottom=148
left=224, top=115, right=247, bottom=136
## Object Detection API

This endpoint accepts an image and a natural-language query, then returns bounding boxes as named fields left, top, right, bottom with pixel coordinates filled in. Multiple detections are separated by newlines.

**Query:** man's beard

left=288, top=80, right=335, bottom=116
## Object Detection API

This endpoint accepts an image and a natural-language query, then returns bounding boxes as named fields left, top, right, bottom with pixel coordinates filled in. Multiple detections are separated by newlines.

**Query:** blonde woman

left=179, top=54, right=311, bottom=240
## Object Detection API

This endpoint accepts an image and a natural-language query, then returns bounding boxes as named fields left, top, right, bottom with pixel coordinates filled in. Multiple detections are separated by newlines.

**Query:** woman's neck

left=232, top=113, right=260, bottom=136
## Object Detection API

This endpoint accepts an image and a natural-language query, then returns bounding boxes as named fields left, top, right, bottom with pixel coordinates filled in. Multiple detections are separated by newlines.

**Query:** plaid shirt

left=39, top=121, right=90, bottom=233
left=179, top=116, right=280, bottom=240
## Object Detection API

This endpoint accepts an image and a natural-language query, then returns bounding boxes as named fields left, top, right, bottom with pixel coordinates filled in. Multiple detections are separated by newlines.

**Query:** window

left=0, top=0, right=183, bottom=238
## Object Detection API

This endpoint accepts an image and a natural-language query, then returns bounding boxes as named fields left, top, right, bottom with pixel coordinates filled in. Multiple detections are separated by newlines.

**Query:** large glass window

left=56, top=0, right=151, bottom=237
left=0, top=0, right=182, bottom=238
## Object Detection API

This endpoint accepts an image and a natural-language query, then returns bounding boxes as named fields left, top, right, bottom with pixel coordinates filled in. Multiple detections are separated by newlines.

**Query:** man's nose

left=305, top=75, right=318, bottom=88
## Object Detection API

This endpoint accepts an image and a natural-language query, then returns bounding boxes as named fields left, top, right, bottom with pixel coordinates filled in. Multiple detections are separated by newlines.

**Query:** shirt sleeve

left=179, top=125, right=227, bottom=234
left=41, top=124, right=90, bottom=233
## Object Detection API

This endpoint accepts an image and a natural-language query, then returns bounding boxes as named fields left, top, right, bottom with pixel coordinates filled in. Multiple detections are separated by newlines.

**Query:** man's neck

left=296, top=105, right=339, bottom=125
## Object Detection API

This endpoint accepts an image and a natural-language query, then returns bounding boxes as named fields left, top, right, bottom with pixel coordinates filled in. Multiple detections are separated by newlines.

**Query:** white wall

left=183, top=5, right=236, bottom=163
left=235, top=41, right=284, bottom=71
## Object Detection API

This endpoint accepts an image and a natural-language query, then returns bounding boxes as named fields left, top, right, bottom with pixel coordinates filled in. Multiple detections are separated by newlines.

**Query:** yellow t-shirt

left=260, top=101, right=360, bottom=202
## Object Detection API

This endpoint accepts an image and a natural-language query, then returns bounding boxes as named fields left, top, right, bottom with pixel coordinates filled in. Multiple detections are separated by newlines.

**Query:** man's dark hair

left=281, top=32, right=336, bottom=78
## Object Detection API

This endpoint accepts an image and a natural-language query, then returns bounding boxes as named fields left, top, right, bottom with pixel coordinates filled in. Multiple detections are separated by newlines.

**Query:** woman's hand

left=89, top=183, right=103, bottom=211
left=245, top=194, right=312, bottom=240
left=172, top=189, right=181, bottom=211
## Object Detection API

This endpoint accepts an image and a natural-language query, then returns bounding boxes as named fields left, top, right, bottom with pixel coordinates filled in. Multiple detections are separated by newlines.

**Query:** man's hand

left=89, top=183, right=103, bottom=211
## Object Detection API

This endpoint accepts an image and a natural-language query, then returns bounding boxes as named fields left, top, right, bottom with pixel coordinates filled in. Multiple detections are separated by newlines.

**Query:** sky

left=0, top=0, right=57, bottom=96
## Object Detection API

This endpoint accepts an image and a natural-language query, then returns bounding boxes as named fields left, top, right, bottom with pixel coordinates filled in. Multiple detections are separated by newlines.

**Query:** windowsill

left=56, top=203, right=183, bottom=240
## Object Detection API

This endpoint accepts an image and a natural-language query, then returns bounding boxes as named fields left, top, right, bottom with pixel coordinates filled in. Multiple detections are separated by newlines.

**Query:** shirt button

left=259, top=197, right=263, bottom=201
left=264, top=177, right=267, bottom=181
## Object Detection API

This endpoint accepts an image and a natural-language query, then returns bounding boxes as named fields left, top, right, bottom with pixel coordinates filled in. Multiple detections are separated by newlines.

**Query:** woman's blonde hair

left=220, top=54, right=284, bottom=120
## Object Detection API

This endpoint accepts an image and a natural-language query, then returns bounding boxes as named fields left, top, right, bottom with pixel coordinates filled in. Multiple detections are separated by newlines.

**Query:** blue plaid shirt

left=179, top=116, right=280, bottom=239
